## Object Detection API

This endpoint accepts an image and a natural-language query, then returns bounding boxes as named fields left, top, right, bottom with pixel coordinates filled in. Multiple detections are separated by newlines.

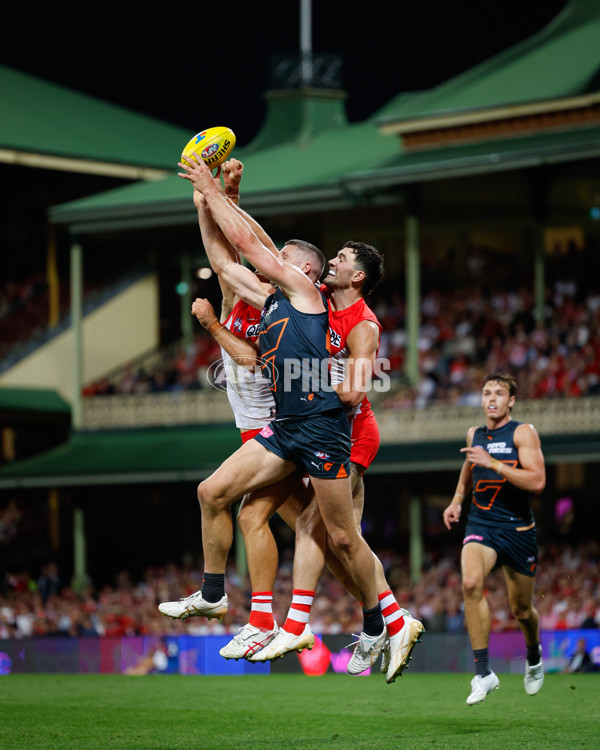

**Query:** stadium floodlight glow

left=196, top=267, right=213, bottom=279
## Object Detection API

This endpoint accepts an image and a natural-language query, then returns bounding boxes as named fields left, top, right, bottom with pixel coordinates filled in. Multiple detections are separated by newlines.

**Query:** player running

left=443, top=371, right=546, bottom=704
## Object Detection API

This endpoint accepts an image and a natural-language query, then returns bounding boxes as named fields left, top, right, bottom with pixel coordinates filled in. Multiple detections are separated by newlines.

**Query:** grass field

left=1, top=673, right=598, bottom=750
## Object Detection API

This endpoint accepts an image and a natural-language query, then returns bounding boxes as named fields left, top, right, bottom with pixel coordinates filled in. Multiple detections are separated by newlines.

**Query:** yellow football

left=181, top=126, right=236, bottom=170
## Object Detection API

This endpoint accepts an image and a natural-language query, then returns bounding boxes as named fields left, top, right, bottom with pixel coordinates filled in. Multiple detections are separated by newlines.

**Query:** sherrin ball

left=181, top=126, right=236, bottom=170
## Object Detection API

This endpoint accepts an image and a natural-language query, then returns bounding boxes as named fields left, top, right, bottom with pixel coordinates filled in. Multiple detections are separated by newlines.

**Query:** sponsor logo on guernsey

left=262, top=300, right=279, bottom=321
left=329, top=328, right=342, bottom=348
left=314, top=451, right=330, bottom=459
left=246, top=323, right=260, bottom=338
left=487, top=441, right=513, bottom=454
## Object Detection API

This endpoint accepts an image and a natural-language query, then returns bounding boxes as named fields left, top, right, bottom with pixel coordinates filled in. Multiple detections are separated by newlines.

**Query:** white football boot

left=524, top=646, right=544, bottom=695
left=347, top=628, right=387, bottom=675
left=158, top=591, right=228, bottom=621
left=466, top=671, right=500, bottom=705
left=385, top=609, right=425, bottom=683
left=249, top=624, right=315, bottom=662
left=219, top=621, right=279, bottom=660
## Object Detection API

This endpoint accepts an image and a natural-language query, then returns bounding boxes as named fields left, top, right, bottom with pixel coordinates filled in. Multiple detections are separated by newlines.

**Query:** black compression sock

left=473, top=648, right=491, bottom=677
left=526, top=644, right=541, bottom=665
left=201, top=573, right=225, bottom=603
left=362, top=603, right=384, bottom=636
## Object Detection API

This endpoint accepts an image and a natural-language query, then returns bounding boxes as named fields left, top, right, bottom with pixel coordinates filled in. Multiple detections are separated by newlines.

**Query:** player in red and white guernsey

left=220, top=297, right=275, bottom=440
left=251, top=242, right=425, bottom=682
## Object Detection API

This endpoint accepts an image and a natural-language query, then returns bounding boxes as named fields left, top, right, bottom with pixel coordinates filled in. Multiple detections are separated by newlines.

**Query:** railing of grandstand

left=81, top=392, right=600, bottom=441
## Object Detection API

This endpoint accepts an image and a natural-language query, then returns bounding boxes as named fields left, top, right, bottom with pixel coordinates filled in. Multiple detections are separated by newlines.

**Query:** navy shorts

left=463, top=521, right=538, bottom=577
left=253, top=409, right=351, bottom=479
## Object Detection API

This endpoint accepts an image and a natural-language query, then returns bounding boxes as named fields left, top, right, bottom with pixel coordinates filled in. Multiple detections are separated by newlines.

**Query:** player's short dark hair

left=342, top=241, right=385, bottom=296
left=286, top=239, right=326, bottom=282
left=483, top=371, right=518, bottom=399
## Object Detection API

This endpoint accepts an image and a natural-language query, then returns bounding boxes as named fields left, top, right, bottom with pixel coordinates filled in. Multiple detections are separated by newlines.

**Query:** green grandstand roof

left=48, top=115, right=402, bottom=230
left=49, top=121, right=600, bottom=233
left=0, top=65, right=192, bottom=170
left=0, top=387, right=71, bottom=415
left=0, top=427, right=598, bottom=488
left=46, top=0, right=600, bottom=232
left=377, top=0, right=600, bottom=126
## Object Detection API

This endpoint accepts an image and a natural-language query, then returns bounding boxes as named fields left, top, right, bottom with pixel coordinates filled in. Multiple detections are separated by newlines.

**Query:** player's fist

left=222, top=159, right=243, bottom=190
left=191, top=298, right=217, bottom=328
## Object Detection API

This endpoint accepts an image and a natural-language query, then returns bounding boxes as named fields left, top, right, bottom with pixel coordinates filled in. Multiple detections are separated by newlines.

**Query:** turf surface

left=1, top=673, right=598, bottom=749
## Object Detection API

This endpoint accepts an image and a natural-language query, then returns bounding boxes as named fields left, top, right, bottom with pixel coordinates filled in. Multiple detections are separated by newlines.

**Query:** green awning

left=1, top=427, right=599, bottom=489
left=0, top=425, right=241, bottom=488
left=0, top=387, right=71, bottom=415
left=377, top=0, right=600, bottom=126
left=47, top=121, right=600, bottom=234
left=48, top=116, right=401, bottom=230
left=0, top=64, right=191, bottom=170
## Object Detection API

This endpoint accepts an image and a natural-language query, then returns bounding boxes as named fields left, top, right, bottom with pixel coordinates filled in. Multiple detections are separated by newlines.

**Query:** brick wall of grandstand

left=1, top=540, right=598, bottom=639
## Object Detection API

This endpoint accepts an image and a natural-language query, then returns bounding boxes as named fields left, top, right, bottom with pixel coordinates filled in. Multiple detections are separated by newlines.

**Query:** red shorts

left=350, top=409, right=380, bottom=473
left=240, top=427, right=265, bottom=444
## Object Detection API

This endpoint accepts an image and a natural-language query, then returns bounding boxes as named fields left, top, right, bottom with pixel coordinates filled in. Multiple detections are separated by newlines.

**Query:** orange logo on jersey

left=258, top=317, right=289, bottom=392
left=308, top=393, right=314, bottom=401
left=336, top=464, right=348, bottom=478
left=324, top=462, right=334, bottom=472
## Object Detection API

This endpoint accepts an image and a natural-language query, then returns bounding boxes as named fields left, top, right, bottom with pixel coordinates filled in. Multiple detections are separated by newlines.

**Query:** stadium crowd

left=79, top=274, right=600, bottom=406
left=1, top=540, right=598, bottom=640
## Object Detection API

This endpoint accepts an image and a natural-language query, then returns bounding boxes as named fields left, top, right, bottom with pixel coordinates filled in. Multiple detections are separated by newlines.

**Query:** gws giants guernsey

left=222, top=299, right=275, bottom=430
left=469, top=420, right=535, bottom=529
left=258, top=287, right=342, bottom=419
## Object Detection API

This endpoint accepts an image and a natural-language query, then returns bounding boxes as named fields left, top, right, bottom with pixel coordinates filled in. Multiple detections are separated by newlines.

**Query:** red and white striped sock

left=283, top=589, right=315, bottom=635
left=248, top=591, right=274, bottom=630
left=379, top=589, right=405, bottom=637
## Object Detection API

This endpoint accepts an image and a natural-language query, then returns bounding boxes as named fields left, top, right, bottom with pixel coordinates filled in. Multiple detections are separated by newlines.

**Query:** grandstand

left=0, top=0, right=599, bottom=681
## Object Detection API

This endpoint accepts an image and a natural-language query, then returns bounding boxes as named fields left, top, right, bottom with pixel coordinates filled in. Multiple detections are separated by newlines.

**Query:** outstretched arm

left=194, top=191, right=268, bottom=311
left=180, top=157, right=321, bottom=311
left=192, top=298, right=259, bottom=369
left=221, top=159, right=278, bottom=257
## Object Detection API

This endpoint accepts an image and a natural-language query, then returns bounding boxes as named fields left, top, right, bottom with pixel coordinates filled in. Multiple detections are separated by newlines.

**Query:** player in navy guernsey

left=468, top=420, right=535, bottom=529
left=258, top=286, right=340, bottom=418
left=162, top=153, right=385, bottom=652
left=443, top=371, right=546, bottom=705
